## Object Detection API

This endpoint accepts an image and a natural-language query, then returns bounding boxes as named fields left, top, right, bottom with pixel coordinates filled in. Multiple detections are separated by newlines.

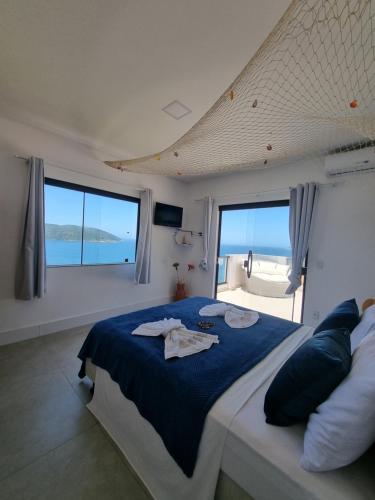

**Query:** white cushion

left=252, top=272, right=289, bottom=283
left=300, top=329, right=375, bottom=472
left=350, top=304, right=375, bottom=353
left=255, top=260, right=277, bottom=274
left=274, top=263, right=290, bottom=277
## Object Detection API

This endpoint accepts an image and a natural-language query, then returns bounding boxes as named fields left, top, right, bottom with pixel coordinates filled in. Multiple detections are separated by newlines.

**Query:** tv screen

left=154, top=202, right=183, bottom=228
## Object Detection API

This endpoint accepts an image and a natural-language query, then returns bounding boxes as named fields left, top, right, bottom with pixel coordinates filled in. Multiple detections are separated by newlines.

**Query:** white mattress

left=222, top=377, right=375, bottom=500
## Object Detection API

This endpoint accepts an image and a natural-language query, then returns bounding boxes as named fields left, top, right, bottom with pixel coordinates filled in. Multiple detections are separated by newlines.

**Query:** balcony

left=217, top=254, right=302, bottom=322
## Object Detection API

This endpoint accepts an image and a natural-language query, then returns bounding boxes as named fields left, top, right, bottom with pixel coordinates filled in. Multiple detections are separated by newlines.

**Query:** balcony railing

left=217, top=256, right=229, bottom=284
left=218, top=252, right=294, bottom=297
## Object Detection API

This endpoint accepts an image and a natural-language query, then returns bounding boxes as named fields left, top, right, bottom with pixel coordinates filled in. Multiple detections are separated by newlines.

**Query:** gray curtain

left=135, top=188, right=153, bottom=284
left=286, top=182, right=318, bottom=294
left=15, top=157, right=46, bottom=300
left=199, top=196, right=214, bottom=271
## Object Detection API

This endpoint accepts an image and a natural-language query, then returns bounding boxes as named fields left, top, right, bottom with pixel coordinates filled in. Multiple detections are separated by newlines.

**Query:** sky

left=220, top=207, right=291, bottom=249
left=45, top=185, right=138, bottom=240
left=45, top=185, right=290, bottom=247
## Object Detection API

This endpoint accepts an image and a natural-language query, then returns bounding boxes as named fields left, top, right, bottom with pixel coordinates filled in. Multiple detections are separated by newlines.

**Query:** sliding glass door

left=216, top=201, right=304, bottom=322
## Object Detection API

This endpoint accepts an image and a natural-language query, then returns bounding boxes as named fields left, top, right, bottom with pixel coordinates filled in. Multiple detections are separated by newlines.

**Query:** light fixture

left=162, top=100, right=191, bottom=120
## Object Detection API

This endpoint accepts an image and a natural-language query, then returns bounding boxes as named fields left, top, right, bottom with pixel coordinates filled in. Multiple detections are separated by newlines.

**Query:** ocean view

left=46, top=240, right=290, bottom=268
left=219, top=244, right=292, bottom=257
left=46, top=239, right=137, bottom=266
left=44, top=185, right=139, bottom=266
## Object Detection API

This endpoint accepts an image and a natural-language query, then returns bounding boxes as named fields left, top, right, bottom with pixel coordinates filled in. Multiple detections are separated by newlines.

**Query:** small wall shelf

left=174, top=229, right=203, bottom=247
left=175, top=229, right=203, bottom=237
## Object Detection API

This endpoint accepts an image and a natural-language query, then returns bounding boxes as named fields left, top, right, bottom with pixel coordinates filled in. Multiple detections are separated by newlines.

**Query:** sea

left=46, top=239, right=137, bottom=266
left=219, top=244, right=291, bottom=258
left=46, top=240, right=291, bottom=272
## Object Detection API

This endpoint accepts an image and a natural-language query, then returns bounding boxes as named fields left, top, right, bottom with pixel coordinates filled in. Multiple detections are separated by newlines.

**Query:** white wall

left=1, top=113, right=374, bottom=343
left=0, top=116, right=189, bottom=344
left=184, top=160, right=375, bottom=326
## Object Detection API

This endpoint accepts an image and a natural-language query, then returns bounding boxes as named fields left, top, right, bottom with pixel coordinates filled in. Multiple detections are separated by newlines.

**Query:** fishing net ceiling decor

left=105, top=0, right=375, bottom=177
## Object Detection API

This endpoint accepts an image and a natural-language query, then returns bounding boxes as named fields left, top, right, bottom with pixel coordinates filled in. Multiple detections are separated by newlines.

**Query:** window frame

left=44, top=178, right=140, bottom=268
left=215, top=199, right=306, bottom=323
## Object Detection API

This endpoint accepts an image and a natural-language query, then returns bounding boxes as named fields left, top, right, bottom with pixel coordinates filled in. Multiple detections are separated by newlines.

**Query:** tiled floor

left=0, top=327, right=151, bottom=500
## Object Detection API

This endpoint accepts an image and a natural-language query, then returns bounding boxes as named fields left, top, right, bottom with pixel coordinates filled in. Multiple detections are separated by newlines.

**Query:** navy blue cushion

left=264, top=328, right=352, bottom=426
left=314, top=298, right=359, bottom=335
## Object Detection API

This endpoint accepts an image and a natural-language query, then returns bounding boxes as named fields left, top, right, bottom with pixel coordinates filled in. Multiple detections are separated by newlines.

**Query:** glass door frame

left=215, top=199, right=307, bottom=323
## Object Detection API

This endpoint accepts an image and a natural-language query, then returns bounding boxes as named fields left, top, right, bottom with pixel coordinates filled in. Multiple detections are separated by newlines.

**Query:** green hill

left=45, top=224, right=121, bottom=242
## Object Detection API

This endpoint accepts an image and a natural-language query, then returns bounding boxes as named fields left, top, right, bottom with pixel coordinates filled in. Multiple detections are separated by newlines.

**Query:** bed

left=78, top=297, right=375, bottom=500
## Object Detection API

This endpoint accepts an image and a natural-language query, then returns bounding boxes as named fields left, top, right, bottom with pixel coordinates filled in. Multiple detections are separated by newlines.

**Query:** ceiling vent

left=162, top=100, right=191, bottom=120
left=324, top=146, right=375, bottom=177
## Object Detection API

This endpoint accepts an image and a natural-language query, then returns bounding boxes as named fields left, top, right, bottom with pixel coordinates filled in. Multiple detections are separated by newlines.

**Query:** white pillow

left=350, top=304, right=375, bottom=353
left=257, top=260, right=277, bottom=274
left=300, top=329, right=375, bottom=472
left=275, top=263, right=290, bottom=277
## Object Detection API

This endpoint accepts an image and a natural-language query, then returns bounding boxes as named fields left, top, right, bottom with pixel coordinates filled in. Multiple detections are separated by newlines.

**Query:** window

left=44, top=179, right=140, bottom=266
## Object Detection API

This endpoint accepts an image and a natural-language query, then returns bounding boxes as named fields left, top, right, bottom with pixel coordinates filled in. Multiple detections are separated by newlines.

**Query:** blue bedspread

left=78, top=296, right=300, bottom=477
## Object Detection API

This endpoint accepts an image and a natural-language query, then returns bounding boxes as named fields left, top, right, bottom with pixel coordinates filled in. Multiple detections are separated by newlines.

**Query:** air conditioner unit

left=324, top=147, right=375, bottom=177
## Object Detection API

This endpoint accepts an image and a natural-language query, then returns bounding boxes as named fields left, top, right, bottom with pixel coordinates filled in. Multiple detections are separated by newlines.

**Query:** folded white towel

left=132, top=318, right=182, bottom=337
left=224, top=308, right=259, bottom=329
left=199, top=303, right=232, bottom=317
left=132, top=318, right=219, bottom=359
left=164, top=328, right=219, bottom=360
left=199, top=303, right=259, bottom=329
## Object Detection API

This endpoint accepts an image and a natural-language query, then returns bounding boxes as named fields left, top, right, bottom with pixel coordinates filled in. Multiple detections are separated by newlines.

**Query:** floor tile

left=0, top=426, right=151, bottom=500
left=0, top=341, right=60, bottom=386
left=41, top=328, right=91, bottom=369
left=0, top=325, right=152, bottom=499
left=0, top=370, right=96, bottom=481
left=0, top=336, right=46, bottom=362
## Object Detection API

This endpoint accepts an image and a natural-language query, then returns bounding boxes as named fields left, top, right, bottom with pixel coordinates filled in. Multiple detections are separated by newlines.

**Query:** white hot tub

left=243, top=258, right=291, bottom=298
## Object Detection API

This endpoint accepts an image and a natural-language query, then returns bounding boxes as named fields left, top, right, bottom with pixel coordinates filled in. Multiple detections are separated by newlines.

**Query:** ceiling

left=106, top=0, right=375, bottom=178
left=0, top=0, right=290, bottom=161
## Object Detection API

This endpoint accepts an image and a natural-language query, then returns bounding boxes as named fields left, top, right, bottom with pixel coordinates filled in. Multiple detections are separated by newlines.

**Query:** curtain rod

left=194, top=181, right=340, bottom=202
left=13, top=155, right=145, bottom=193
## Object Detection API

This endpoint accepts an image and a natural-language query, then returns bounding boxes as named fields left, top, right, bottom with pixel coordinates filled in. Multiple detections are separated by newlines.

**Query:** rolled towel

left=224, top=309, right=259, bottom=329
left=132, top=318, right=183, bottom=337
left=199, top=303, right=259, bottom=329
left=199, top=303, right=232, bottom=317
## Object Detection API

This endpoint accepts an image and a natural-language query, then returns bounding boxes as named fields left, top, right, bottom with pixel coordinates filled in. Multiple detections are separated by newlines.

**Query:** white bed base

left=84, top=324, right=375, bottom=500
left=88, top=355, right=250, bottom=500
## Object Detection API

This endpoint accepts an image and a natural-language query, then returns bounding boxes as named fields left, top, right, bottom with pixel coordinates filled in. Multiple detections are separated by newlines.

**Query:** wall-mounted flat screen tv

left=154, top=202, right=183, bottom=228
